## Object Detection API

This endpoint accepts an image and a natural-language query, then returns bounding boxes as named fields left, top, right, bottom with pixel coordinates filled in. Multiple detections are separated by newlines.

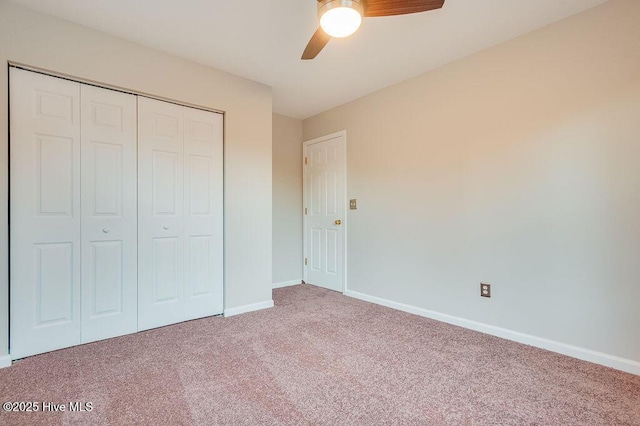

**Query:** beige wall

left=272, top=114, right=303, bottom=285
left=0, top=1, right=273, bottom=357
left=304, top=0, right=640, bottom=365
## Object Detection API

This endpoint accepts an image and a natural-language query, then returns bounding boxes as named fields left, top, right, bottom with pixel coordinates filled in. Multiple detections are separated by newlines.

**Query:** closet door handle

left=163, top=225, right=170, bottom=230
left=102, top=227, right=110, bottom=234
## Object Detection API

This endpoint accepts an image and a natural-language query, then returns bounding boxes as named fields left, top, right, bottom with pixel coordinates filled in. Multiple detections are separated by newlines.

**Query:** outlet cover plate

left=481, top=282, right=491, bottom=298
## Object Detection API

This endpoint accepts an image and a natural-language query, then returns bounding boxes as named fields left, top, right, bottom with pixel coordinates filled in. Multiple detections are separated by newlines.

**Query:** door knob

left=102, top=227, right=110, bottom=233
left=335, top=220, right=342, bottom=225
left=163, top=225, right=170, bottom=230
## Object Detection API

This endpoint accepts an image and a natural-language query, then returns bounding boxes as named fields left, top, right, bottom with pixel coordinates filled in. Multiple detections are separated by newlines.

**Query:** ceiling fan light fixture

left=319, top=0, right=363, bottom=38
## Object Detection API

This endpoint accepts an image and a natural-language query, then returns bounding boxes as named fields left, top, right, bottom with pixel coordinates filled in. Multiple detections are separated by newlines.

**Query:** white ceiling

left=9, top=0, right=608, bottom=119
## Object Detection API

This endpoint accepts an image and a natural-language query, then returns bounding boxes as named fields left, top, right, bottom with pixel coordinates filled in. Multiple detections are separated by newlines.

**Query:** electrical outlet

left=350, top=199, right=357, bottom=210
left=480, top=283, right=491, bottom=298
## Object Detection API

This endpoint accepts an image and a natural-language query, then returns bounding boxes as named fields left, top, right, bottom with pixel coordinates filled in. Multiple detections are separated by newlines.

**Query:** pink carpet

left=0, top=284, right=638, bottom=425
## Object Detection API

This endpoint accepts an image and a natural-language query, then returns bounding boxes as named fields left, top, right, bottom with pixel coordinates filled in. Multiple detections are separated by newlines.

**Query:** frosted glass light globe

left=320, top=6, right=362, bottom=38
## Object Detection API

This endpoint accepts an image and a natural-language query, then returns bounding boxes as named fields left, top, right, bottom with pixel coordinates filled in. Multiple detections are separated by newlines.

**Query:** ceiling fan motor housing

left=318, top=0, right=364, bottom=19
left=304, top=0, right=445, bottom=59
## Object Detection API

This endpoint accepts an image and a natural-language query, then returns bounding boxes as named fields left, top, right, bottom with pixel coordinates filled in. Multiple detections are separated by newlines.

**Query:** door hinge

left=304, top=258, right=308, bottom=266
left=304, top=207, right=307, bottom=215
left=304, top=157, right=308, bottom=165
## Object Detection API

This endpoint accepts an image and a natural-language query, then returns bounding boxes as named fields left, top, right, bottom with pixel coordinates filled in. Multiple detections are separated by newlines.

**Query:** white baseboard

left=224, top=299, right=274, bottom=317
left=0, top=354, right=11, bottom=369
left=345, top=289, right=640, bottom=376
left=273, top=279, right=302, bottom=289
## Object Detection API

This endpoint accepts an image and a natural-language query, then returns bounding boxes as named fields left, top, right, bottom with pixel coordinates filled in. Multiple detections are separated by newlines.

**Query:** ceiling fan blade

left=302, top=27, right=331, bottom=60
left=363, top=0, right=445, bottom=18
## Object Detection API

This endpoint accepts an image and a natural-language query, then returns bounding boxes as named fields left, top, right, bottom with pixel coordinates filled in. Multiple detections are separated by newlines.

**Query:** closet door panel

left=80, top=84, right=138, bottom=343
left=138, top=97, right=184, bottom=331
left=184, top=108, right=224, bottom=319
left=10, top=68, right=82, bottom=359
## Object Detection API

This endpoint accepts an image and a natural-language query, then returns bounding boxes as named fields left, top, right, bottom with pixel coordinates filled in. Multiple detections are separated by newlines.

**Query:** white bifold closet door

left=10, top=68, right=138, bottom=358
left=137, top=97, right=223, bottom=331
left=80, top=84, right=138, bottom=343
left=10, top=69, right=82, bottom=359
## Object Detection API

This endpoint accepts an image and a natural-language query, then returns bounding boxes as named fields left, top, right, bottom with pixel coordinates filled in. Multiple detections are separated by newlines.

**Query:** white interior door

left=183, top=107, right=224, bottom=319
left=138, top=98, right=223, bottom=329
left=137, top=97, right=185, bottom=331
left=10, top=68, right=82, bottom=358
left=10, top=70, right=224, bottom=355
left=80, top=84, right=138, bottom=343
left=304, top=132, right=346, bottom=292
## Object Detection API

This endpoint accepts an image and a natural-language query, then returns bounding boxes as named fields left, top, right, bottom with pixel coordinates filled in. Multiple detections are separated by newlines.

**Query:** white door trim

left=9, top=62, right=225, bottom=115
left=302, top=130, right=348, bottom=293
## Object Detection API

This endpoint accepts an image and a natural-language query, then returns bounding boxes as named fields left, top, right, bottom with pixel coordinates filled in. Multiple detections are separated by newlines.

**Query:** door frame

left=302, top=130, right=348, bottom=293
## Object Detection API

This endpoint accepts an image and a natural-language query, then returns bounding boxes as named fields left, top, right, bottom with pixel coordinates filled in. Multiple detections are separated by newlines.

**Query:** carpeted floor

left=0, top=284, right=638, bottom=425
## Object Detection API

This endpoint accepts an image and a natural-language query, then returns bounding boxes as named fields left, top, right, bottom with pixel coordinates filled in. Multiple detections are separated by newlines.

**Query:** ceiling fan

left=302, top=0, right=446, bottom=60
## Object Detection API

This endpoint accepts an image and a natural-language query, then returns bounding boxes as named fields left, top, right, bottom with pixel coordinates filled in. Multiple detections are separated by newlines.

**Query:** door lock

left=334, top=220, right=342, bottom=225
